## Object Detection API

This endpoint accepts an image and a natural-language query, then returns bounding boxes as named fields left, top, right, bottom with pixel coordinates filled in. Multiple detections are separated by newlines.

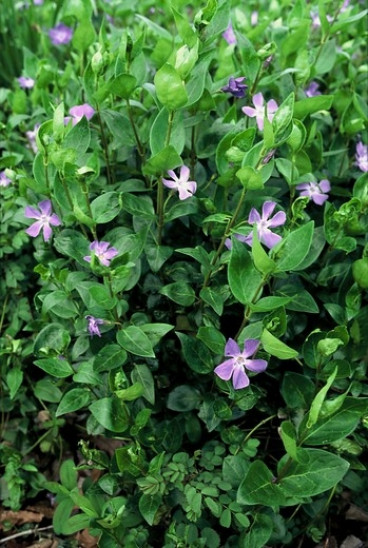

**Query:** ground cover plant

left=0, top=0, right=368, bottom=546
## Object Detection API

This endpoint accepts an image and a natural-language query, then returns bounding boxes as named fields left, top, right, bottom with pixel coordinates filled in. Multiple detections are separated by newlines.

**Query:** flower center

left=40, top=214, right=49, bottom=224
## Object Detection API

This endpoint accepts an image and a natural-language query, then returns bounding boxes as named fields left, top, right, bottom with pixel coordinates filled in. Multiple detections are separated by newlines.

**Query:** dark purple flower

left=222, top=77, right=247, bottom=99
left=84, top=240, right=118, bottom=267
left=162, top=166, right=197, bottom=200
left=25, top=200, right=61, bottom=241
left=0, top=171, right=11, bottom=187
left=65, top=103, right=95, bottom=126
left=222, top=23, right=237, bottom=45
left=296, top=179, right=331, bottom=205
left=305, top=81, right=321, bottom=98
left=49, top=23, right=73, bottom=46
left=17, top=76, right=35, bottom=89
left=355, top=142, right=368, bottom=172
left=242, top=92, right=278, bottom=131
left=86, top=315, right=104, bottom=337
left=214, top=338, right=268, bottom=389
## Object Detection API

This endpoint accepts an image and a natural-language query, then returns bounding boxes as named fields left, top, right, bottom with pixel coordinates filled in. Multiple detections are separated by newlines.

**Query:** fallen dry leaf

left=28, top=540, right=58, bottom=548
left=76, top=528, right=99, bottom=547
left=0, top=510, right=43, bottom=529
left=340, top=535, right=365, bottom=548
left=345, top=504, right=368, bottom=523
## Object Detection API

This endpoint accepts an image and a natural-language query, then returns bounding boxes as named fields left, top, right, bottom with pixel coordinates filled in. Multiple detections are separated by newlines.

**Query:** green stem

left=80, top=178, right=97, bottom=240
left=96, top=106, right=113, bottom=185
left=156, top=111, right=175, bottom=245
left=60, top=176, right=89, bottom=238
left=23, top=428, right=52, bottom=457
left=234, top=414, right=277, bottom=455
left=202, top=186, right=247, bottom=290
left=126, top=98, right=145, bottom=160
left=234, top=274, right=269, bottom=339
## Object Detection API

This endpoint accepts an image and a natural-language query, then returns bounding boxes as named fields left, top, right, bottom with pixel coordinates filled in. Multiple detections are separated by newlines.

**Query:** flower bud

left=352, top=259, right=368, bottom=289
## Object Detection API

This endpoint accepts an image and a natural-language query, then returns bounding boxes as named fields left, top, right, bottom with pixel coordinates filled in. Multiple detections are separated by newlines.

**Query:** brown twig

left=0, top=525, right=54, bottom=544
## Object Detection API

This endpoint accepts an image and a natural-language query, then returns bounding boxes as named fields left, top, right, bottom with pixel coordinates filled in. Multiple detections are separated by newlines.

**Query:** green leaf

left=131, top=364, right=155, bottom=405
left=42, top=291, right=78, bottom=319
left=197, top=326, right=226, bottom=355
left=280, top=421, right=298, bottom=460
left=279, top=448, right=349, bottom=497
left=56, top=389, right=91, bottom=416
left=154, top=63, right=188, bottom=110
left=293, top=95, right=334, bottom=119
left=91, top=192, right=120, bottom=223
left=34, top=323, right=71, bottom=355
left=172, top=6, right=197, bottom=46
left=222, top=455, right=251, bottom=489
left=60, top=459, right=78, bottom=491
left=63, top=115, right=91, bottom=154
left=237, top=460, right=289, bottom=507
left=167, top=385, right=201, bottom=412
left=72, top=19, right=96, bottom=52
left=236, top=166, right=264, bottom=190
left=177, top=332, right=213, bottom=374
left=89, top=397, right=129, bottom=432
left=122, top=193, right=155, bottom=220
left=146, top=244, right=173, bottom=272
left=150, top=108, right=185, bottom=156
left=109, top=73, right=137, bottom=99
left=307, top=367, right=337, bottom=428
left=281, top=373, right=315, bottom=409
left=6, top=368, right=23, bottom=399
left=251, top=226, right=277, bottom=275
left=228, top=238, right=263, bottom=305
left=314, top=39, right=337, bottom=75
left=272, top=92, right=294, bottom=145
left=34, top=379, right=63, bottom=403
left=143, top=145, right=182, bottom=176
left=34, top=358, right=74, bottom=378
left=275, top=222, right=314, bottom=272
left=139, top=493, right=162, bottom=526
left=139, top=323, right=174, bottom=346
left=94, top=344, right=127, bottom=373
left=115, top=383, right=144, bottom=402
left=117, top=326, right=155, bottom=358
left=160, top=281, right=196, bottom=306
left=243, top=513, right=273, bottom=548
left=53, top=498, right=74, bottom=535
left=261, top=329, right=298, bottom=360
left=199, top=286, right=230, bottom=315
left=249, top=296, right=292, bottom=312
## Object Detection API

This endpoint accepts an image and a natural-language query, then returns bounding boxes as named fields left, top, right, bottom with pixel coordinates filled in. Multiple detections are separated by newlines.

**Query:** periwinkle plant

left=1, top=0, right=368, bottom=547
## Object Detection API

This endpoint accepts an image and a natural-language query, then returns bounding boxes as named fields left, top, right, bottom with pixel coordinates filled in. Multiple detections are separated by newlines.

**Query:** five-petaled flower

left=65, top=103, right=95, bottom=126
left=296, top=179, right=331, bottom=205
left=17, top=76, right=35, bottom=89
left=222, top=77, right=247, bottom=99
left=244, top=201, right=286, bottom=249
left=214, top=338, right=268, bottom=390
left=242, top=92, right=278, bottom=131
left=162, top=166, right=197, bottom=201
left=0, top=171, right=11, bottom=187
left=305, top=81, right=321, bottom=98
left=86, top=315, right=104, bottom=337
left=355, top=142, right=368, bottom=172
left=25, top=200, right=61, bottom=241
left=222, top=23, right=237, bottom=45
left=49, top=23, right=73, bottom=46
left=84, top=240, right=118, bottom=267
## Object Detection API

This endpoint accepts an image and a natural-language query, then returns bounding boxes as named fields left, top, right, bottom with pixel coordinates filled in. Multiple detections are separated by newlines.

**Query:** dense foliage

left=1, top=0, right=367, bottom=546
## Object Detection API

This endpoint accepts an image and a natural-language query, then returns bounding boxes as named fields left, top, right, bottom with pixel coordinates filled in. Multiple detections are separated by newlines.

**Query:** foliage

left=0, top=0, right=367, bottom=546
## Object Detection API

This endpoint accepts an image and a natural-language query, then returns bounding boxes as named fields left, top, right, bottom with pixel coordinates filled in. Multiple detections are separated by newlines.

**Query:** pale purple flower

left=49, top=23, right=73, bottom=46
left=296, top=179, right=331, bottom=205
left=162, top=165, right=197, bottom=200
left=0, top=171, right=11, bottom=187
left=33, top=0, right=44, bottom=4
left=310, top=10, right=321, bottom=28
left=17, top=76, right=35, bottom=89
left=222, top=23, right=237, bottom=45
left=86, top=315, right=104, bottom=337
left=340, top=0, right=350, bottom=13
left=355, top=142, right=368, bottom=172
left=214, top=338, right=267, bottom=390
left=305, top=81, right=321, bottom=98
left=245, top=201, right=286, bottom=249
left=65, top=103, right=95, bottom=126
left=222, top=77, right=247, bottom=99
left=25, top=200, right=61, bottom=241
left=251, top=11, right=258, bottom=26
left=242, top=92, right=278, bottom=131
left=84, top=240, right=118, bottom=267
left=26, top=123, right=40, bottom=154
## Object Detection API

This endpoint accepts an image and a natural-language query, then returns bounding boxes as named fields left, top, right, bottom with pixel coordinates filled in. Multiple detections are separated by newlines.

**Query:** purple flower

left=0, top=171, right=11, bottom=187
left=162, top=165, right=197, bottom=200
left=305, top=81, right=321, bottom=98
left=245, top=201, right=286, bottom=249
left=310, top=10, right=321, bottom=28
left=222, top=23, right=237, bottom=45
left=65, top=103, right=95, bottom=126
left=214, top=338, right=267, bottom=390
left=49, top=23, right=73, bottom=46
left=33, top=0, right=44, bottom=4
left=84, top=241, right=118, bottom=267
left=251, top=11, right=258, bottom=26
left=17, top=76, right=35, bottom=89
left=26, top=123, right=40, bottom=154
left=242, top=92, right=278, bottom=131
left=355, top=142, right=368, bottom=172
left=86, top=315, right=104, bottom=337
left=296, top=179, right=331, bottom=205
left=222, top=77, right=247, bottom=99
left=25, top=200, right=61, bottom=241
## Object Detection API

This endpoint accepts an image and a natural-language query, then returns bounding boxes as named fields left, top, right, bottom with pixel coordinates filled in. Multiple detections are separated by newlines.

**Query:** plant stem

left=60, top=176, right=89, bottom=238
left=234, top=414, right=277, bottom=455
left=156, top=110, right=175, bottom=245
left=235, top=274, right=269, bottom=339
left=96, top=105, right=113, bottom=185
left=79, top=177, right=97, bottom=239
